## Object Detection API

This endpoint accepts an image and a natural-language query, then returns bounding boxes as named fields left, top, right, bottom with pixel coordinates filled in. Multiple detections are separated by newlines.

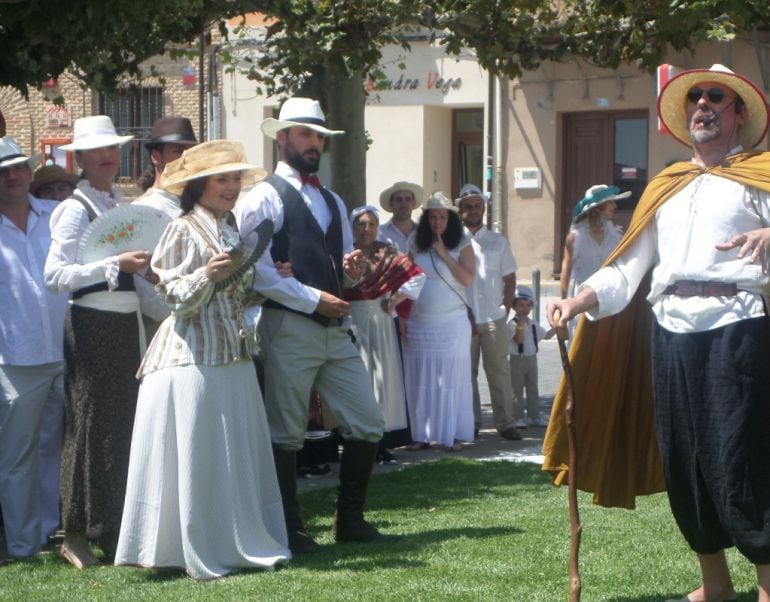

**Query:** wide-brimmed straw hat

left=379, top=181, right=423, bottom=212
left=422, top=190, right=459, bottom=213
left=30, top=165, right=79, bottom=196
left=658, top=63, right=769, bottom=149
left=145, top=116, right=197, bottom=149
left=572, top=184, right=630, bottom=224
left=261, top=97, right=345, bottom=140
left=160, top=140, right=267, bottom=195
left=0, top=136, right=32, bottom=169
left=60, top=115, right=133, bottom=151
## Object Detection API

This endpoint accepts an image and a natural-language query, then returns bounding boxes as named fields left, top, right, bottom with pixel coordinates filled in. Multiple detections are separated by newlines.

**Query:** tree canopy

left=0, top=0, right=252, bottom=96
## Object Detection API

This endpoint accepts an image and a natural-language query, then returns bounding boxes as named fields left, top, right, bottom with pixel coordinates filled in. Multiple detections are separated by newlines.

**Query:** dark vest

left=263, top=174, right=343, bottom=326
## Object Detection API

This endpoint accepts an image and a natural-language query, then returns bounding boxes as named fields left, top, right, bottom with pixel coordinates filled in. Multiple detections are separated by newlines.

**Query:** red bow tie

left=300, top=173, right=321, bottom=188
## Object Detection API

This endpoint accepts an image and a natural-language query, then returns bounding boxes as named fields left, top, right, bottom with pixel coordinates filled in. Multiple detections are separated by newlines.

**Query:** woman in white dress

left=344, top=206, right=425, bottom=463
left=559, top=184, right=627, bottom=338
left=401, top=191, right=476, bottom=452
left=115, top=141, right=290, bottom=580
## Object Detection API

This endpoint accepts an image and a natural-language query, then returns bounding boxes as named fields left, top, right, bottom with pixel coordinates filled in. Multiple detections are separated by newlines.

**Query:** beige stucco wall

left=505, top=36, right=770, bottom=277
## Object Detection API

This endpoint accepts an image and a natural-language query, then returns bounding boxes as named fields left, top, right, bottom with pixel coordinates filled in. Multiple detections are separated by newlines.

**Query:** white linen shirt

left=44, top=181, right=123, bottom=294
left=134, top=187, right=182, bottom=220
left=234, top=161, right=354, bottom=315
left=0, top=195, right=69, bottom=365
left=378, top=219, right=417, bottom=254
left=583, top=170, right=770, bottom=333
left=465, top=227, right=518, bottom=324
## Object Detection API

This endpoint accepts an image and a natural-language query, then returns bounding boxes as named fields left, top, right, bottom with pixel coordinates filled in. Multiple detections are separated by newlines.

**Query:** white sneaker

left=514, top=419, right=527, bottom=429
left=529, top=417, right=549, bottom=427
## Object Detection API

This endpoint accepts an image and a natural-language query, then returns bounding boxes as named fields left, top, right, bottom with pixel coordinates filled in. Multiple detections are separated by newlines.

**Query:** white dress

left=115, top=205, right=289, bottom=579
left=402, top=238, right=474, bottom=447
left=568, top=218, right=623, bottom=295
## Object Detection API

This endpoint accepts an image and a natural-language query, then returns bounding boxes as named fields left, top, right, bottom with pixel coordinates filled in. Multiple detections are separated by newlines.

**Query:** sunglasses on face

left=687, top=87, right=727, bottom=104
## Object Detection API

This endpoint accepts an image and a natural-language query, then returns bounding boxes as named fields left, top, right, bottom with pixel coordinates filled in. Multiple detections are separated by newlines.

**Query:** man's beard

left=690, top=116, right=721, bottom=145
left=285, top=142, right=320, bottom=174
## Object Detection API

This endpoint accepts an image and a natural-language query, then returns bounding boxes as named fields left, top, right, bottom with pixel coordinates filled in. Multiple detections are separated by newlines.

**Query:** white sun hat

left=60, top=115, right=133, bottom=151
left=261, top=97, right=345, bottom=140
left=657, top=63, right=769, bottom=149
left=0, top=136, right=32, bottom=169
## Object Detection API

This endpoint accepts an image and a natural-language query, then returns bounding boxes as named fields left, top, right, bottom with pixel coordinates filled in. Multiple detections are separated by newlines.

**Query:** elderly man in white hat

left=546, top=65, right=770, bottom=601
left=0, top=137, right=69, bottom=562
left=454, top=183, right=523, bottom=440
left=234, top=97, right=385, bottom=554
left=377, top=180, right=422, bottom=253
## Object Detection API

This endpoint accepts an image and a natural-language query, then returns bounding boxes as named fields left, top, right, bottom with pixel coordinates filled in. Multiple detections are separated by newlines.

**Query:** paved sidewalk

left=299, top=287, right=565, bottom=492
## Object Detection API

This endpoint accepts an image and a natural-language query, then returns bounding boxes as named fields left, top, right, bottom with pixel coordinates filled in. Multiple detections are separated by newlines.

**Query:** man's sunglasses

left=687, top=87, right=727, bottom=104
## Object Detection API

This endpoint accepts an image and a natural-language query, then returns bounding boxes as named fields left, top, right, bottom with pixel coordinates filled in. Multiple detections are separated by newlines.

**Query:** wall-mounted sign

left=46, top=106, right=71, bottom=128
left=367, top=71, right=463, bottom=96
left=181, top=66, right=197, bottom=89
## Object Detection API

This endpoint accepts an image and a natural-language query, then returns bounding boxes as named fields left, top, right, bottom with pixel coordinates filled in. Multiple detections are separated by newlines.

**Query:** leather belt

left=663, top=280, right=738, bottom=297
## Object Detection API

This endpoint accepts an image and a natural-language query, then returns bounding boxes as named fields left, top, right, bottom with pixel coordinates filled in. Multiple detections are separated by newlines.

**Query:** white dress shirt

left=44, top=181, right=123, bottom=294
left=378, top=219, right=417, bottom=254
left=465, top=227, right=518, bottom=324
left=134, top=187, right=182, bottom=220
left=234, top=161, right=354, bottom=315
left=583, top=170, right=770, bottom=333
left=0, top=195, right=69, bottom=365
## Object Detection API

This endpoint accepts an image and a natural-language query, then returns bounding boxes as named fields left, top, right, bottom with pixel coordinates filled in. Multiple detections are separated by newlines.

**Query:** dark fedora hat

left=145, top=116, right=197, bottom=149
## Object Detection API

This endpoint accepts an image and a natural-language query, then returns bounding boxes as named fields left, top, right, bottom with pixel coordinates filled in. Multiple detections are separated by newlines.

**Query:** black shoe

left=500, top=426, right=523, bottom=441
left=288, top=530, right=322, bottom=554
left=379, top=450, right=398, bottom=465
left=304, top=464, right=332, bottom=478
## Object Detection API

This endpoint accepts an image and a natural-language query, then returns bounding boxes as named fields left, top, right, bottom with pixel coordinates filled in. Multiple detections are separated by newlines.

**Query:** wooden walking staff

left=553, top=309, right=582, bottom=601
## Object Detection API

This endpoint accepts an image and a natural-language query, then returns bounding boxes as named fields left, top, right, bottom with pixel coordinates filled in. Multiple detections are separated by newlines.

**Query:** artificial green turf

left=0, top=459, right=760, bottom=601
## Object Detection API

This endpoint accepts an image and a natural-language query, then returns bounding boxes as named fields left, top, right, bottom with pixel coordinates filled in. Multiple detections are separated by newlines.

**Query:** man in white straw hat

left=455, top=183, right=522, bottom=440
left=0, top=137, right=69, bottom=562
left=235, top=97, right=385, bottom=554
left=378, top=180, right=422, bottom=253
left=546, top=64, right=770, bottom=601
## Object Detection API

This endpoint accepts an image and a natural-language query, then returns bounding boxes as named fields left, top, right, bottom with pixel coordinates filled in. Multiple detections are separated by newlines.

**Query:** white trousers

left=0, top=362, right=63, bottom=556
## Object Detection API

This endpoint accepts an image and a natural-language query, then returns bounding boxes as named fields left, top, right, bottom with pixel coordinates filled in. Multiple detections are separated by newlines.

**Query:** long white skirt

left=115, top=361, right=290, bottom=579
left=401, top=312, right=474, bottom=447
left=350, top=299, right=408, bottom=431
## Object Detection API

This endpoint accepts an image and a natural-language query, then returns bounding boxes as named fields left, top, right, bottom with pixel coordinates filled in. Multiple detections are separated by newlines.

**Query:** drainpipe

left=491, top=74, right=504, bottom=234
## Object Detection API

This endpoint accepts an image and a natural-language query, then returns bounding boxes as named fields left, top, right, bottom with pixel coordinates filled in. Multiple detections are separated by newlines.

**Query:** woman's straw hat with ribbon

left=160, top=140, right=267, bottom=195
left=572, top=184, right=630, bottom=224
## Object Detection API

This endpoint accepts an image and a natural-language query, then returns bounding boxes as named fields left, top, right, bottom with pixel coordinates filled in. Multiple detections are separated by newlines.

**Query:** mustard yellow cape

left=541, top=151, right=770, bottom=509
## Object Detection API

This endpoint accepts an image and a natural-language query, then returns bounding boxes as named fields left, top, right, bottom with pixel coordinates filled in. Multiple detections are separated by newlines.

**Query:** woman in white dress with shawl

left=401, top=191, right=476, bottom=452
left=344, top=206, right=425, bottom=462
left=115, top=141, right=289, bottom=579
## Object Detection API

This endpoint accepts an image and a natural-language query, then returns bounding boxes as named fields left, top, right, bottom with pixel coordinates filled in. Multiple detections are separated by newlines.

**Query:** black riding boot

left=333, top=439, right=382, bottom=542
left=272, top=444, right=320, bottom=553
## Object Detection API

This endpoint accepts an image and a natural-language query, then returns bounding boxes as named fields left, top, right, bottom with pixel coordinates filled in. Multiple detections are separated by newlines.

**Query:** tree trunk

left=324, top=71, right=366, bottom=214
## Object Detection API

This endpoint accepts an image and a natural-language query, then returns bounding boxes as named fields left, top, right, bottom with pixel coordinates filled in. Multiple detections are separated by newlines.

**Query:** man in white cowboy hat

left=546, top=64, right=770, bottom=601
left=454, top=183, right=523, bottom=440
left=0, top=137, right=69, bottom=562
left=235, top=97, right=385, bottom=554
left=134, top=116, right=198, bottom=218
left=378, top=180, right=422, bottom=253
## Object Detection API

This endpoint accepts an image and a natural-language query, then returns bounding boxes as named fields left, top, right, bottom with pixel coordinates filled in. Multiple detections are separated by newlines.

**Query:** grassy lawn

left=0, top=459, right=760, bottom=601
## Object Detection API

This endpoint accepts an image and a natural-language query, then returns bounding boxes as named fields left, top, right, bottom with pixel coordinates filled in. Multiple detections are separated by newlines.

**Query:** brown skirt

left=60, top=304, right=141, bottom=541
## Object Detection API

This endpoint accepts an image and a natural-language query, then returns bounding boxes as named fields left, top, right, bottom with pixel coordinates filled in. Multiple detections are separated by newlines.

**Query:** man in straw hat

left=235, top=97, right=385, bottom=554
left=545, top=64, right=770, bottom=601
left=454, top=183, right=522, bottom=440
left=0, top=137, right=69, bottom=562
left=135, top=116, right=198, bottom=219
left=378, top=180, right=422, bottom=253
left=30, top=164, right=78, bottom=202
